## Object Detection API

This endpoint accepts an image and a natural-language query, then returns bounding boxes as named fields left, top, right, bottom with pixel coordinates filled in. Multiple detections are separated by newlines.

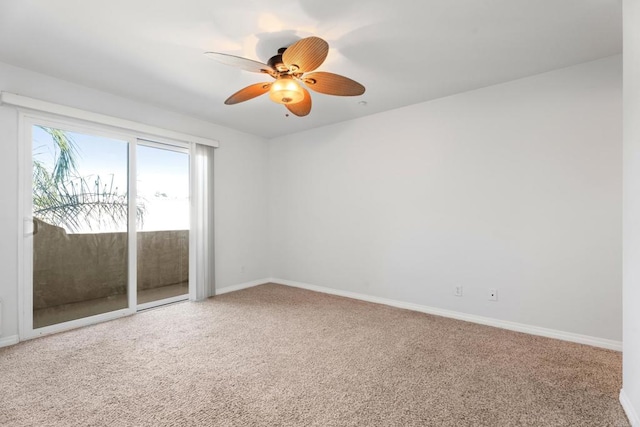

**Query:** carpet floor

left=0, top=284, right=629, bottom=426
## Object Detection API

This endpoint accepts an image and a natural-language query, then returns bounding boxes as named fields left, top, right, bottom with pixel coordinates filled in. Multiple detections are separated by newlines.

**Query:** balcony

left=33, top=219, right=188, bottom=328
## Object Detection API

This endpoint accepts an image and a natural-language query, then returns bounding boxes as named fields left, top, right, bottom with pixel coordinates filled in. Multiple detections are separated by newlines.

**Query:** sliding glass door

left=24, top=118, right=192, bottom=337
left=31, top=124, right=131, bottom=329
left=136, top=142, right=190, bottom=308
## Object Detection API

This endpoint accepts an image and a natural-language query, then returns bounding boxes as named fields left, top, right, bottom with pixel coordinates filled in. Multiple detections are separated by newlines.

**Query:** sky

left=32, top=126, right=190, bottom=233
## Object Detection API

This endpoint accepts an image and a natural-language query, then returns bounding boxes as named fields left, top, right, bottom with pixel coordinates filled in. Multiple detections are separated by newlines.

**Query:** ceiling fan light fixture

left=269, top=75, right=304, bottom=105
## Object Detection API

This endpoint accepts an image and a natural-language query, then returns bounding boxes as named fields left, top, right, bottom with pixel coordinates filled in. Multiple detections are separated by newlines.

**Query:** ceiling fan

left=204, top=36, right=365, bottom=117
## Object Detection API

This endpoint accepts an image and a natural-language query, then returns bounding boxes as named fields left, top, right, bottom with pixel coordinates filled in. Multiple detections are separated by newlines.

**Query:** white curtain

left=191, top=143, right=215, bottom=300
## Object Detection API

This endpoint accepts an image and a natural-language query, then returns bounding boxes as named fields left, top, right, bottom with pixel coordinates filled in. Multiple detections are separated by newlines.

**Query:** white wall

left=622, top=0, right=640, bottom=423
left=0, top=61, right=270, bottom=340
left=269, top=56, right=622, bottom=342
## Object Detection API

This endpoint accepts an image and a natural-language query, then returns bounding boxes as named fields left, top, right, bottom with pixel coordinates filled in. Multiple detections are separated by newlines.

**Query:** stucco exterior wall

left=33, top=219, right=188, bottom=309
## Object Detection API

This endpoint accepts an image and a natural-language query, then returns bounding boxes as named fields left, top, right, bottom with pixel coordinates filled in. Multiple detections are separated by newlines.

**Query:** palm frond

left=34, top=174, right=145, bottom=233
left=33, top=127, right=145, bottom=233
left=37, top=126, right=80, bottom=184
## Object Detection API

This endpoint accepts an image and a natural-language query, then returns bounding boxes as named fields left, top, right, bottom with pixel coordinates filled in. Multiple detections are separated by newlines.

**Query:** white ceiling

left=0, top=0, right=622, bottom=138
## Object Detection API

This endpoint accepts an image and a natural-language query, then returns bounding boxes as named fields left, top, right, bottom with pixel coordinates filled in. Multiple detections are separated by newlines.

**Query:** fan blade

left=285, top=87, right=312, bottom=117
left=224, top=82, right=272, bottom=105
left=282, top=37, right=329, bottom=73
left=303, top=72, right=365, bottom=96
left=204, top=52, right=274, bottom=75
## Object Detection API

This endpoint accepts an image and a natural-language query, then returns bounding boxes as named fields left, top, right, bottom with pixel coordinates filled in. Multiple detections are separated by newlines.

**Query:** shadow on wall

left=33, top=219, right=188, bottom=309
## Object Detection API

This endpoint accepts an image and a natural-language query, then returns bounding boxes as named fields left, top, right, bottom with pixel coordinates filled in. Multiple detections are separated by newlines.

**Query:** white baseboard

left=214, top=278, right=271, bottom=296
left=271, top=278, right=623, bottom=352
left=211, top=278, right=621, bottom=351
left=621, top=389, right=640, bottom=427
left=0, top=335, right=19, bottom=348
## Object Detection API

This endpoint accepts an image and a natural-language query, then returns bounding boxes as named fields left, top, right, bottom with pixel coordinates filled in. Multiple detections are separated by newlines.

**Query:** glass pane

left=136, top=144, right=189, bottom=305
left=32, top=126, right=129, bottom=328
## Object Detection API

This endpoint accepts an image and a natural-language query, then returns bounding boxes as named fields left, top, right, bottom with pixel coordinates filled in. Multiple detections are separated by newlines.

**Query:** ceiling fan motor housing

left=268, top=48, right=289, bottom=72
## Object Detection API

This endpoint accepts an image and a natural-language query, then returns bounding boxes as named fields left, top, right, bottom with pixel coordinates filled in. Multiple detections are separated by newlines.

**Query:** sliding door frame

left=17, top=111, right=196, bottom=340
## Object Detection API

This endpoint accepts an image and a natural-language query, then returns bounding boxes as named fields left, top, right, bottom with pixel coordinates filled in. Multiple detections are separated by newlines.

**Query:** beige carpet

left=0, top=284, right=629, bottom=426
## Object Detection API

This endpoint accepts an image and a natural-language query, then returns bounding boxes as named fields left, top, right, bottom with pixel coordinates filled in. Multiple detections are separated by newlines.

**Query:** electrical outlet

left=454, top=286, right=463, bottom=297
left=489, top=288, right=498, bottom=301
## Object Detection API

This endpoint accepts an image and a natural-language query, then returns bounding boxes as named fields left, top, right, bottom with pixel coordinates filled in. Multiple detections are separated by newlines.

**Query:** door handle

left=24, top=218, right=38, bottom=236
